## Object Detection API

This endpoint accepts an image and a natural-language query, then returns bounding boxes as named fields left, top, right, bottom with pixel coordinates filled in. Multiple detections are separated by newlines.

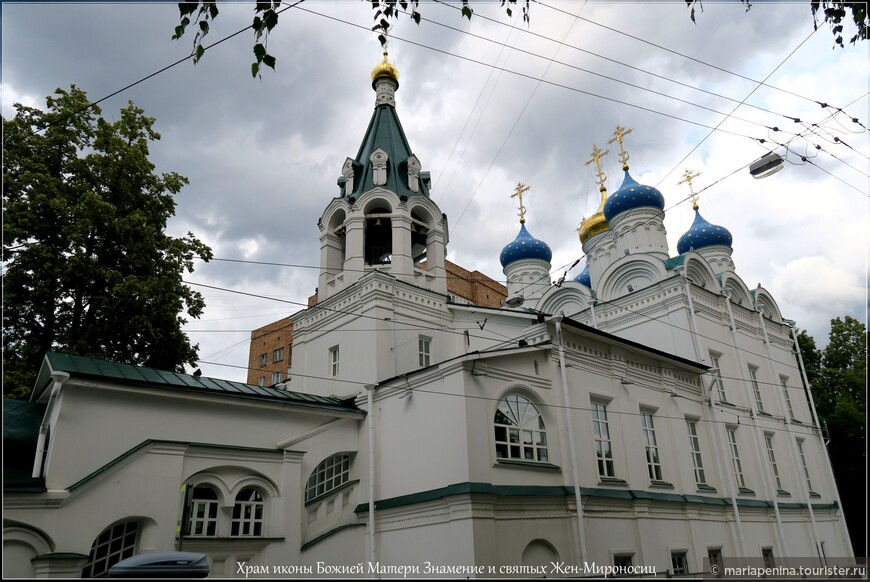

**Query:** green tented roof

left=32, top=352, right=362, bottom=414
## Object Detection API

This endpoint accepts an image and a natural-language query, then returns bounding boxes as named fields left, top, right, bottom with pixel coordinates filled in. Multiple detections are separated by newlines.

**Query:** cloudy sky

left=3, top=1, right=867, bottom=382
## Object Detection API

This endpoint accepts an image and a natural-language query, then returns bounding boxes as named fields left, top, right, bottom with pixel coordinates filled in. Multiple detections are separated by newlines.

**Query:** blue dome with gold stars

left=677, top=208, right=733, bottom=254
left=602, top=170, right=665, bottom=222
left=500, top=223, right=552, bottom=268
left=573, top=265, right=591, bottom=287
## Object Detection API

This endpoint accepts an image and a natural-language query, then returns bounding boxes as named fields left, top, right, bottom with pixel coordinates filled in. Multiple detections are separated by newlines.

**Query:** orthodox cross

left=608, top=125, right=633, bottom=171
left=677, top=168, right=702, bottom=209
left=585, top=144, right=610, bottom=193
left=511, top=182, right=531, bottom=224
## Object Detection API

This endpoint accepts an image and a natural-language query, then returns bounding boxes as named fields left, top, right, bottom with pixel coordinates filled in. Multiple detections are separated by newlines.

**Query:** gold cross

left=511, top=182, right=531, bottom=224
left=608, top=125, right=633, bottom=171
left=584, top=145, right=610, bottom=192
left=677, top=168, right=702, bottom=209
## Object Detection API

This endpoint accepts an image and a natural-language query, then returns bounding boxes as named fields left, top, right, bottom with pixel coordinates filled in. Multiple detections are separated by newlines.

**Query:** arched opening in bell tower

left=411, top=210, right=430, bottom=267
left=365, top=205, right=393, bottom=265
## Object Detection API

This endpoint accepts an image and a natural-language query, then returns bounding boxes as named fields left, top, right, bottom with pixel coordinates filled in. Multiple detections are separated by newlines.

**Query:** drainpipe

left=757, top=312, right=823, bottom=561
left=365, top=384, right=377, bottom=572
left=723, top=293, right=788, bottom=556
left=588, top=299, right=598, bottom=330
left=32, top=371, right=70, bottom=479
left=677, top=270, right=746, bottom=556
left=786, top=322, right=854, bottom=558
left=552, top=316, right=588, bottom=563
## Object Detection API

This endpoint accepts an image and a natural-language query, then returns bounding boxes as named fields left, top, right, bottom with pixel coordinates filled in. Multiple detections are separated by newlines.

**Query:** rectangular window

left=726, top=428, right=747, bottom=489
left=641, top=411, right=662, bottom=481
left=258, top=353, right=267, bottom=367
left=273, top=347, right=284, bottom=363
left=613, top=554, right=634, bottom=568
left=329, top=345, right=339, bottom=377
left=257, top=376, right=265, bottom=387
left=749, top=367, right=764, bottom=412
left=418, top=335, right=431, bottom=367
left=765, top=434, right=784, bottom=491
left=671, top=551, right=689, bottom=575
left=707, top=548, right=723, bottom=571
left=796, top=439, right=814, bottom=492
left=592, top=402, right=615, bottom=478
left=686, top=420, right=707, bottom=485
left=762, top=548, right=775, bottom=568
left=781, top=376, right=795, bottom=419
left=710, top=353, right=726, bottom=402
left=271, top=371, right=282, bottom=385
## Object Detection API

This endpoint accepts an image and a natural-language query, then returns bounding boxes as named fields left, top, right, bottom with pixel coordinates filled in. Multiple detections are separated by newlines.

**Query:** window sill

left=809, top=491, right=821, bottom=498
left=598, top=477, right=628, bottom=487
left=776, top=490, right=791, bottom=497
left=305, top=479, right=359, bottom=507
left=758, top=411, right=772, bottom=417
left=696, top=484, right=718, bottom=493
left=737, top=487, right=756, bottom=496
left=650, top=480, right=674, bottom=489
left=790, top=418, right=803, bottom=424
left=494, top=459, right=561, bottom=473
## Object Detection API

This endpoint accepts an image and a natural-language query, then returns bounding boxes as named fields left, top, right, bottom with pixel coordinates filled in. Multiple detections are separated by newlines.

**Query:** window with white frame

left=257, top=376, right=265, bottom=387
left=796, top=439, right=814, bottom=492
left=709, top=353, right=726, bottom=402
left=418, top=335, right=431, bottom=367
left=726, top=428, right=747, bottom=489
left=81, top=520, right=138, bottom=578
left=749, top=366, right=764, bottom=412
left=259, top=353, right=267, bottom=367
left=273, top=347, right=284, bottom=363
left=494, top=394, right=549, bottom=463
left=231, top=488, right=265, bottom=537
left=764, top=434, right=784, bottom=491
left=780, top=376, right=795, bottom=420
left=329, top=345, right=339, bottom=377
left=641, top=411, right=663, bottom=481
left=671, top=551, right=689, bottom=575
left=707, top=548, right=723, bottom=570
left=613, top=554, right=634, bottom=567
left=592, top=402, right=616, bottom=477
left=762, top=548, right=775, bottom=568
left=187, top=486, right=219, bottom=537
left=271, top=371, right=282, bottom=385
left=686, top=420, right=707, bottom=486
left=306, top=453, right=351, bottom=503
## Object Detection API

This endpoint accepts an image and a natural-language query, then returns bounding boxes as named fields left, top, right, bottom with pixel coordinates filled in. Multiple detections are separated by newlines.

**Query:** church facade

left=3, top=50, right=853, bottom=578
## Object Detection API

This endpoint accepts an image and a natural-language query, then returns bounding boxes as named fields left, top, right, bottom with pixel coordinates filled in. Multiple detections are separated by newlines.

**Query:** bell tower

left=317, top=47, right=448, bottom=301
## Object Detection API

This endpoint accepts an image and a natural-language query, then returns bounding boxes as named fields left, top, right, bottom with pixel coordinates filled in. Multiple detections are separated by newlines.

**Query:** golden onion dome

left=371, top=50, right=399, bottom=84
left=578, top=187, right=610, bottom=245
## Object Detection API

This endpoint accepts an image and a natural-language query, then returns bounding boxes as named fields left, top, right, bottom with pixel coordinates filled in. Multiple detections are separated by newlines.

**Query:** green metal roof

left=3, top=398, right=46, bottom=443
left=663, top=255, right=685, bottom=270
left=348, top=99, right=429, bottom=199
left=33, top=352, right=362, bottom=414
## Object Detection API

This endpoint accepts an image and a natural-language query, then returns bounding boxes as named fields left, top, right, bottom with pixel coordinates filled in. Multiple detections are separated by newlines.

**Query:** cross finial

left=607, top=125, right=633, bottom=171
left=511, top=182, right=531, bottom=224
left=677, top=168, right=702, bottom=209
left=584, top=145, right=610, bottom=193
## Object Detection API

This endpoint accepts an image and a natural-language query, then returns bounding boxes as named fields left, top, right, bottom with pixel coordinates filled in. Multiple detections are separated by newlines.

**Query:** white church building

left=3, top=51, right=853, bottom=578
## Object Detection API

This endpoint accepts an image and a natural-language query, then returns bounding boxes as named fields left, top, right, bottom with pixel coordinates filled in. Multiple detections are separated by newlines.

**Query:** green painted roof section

left=349, top=99, right=429, bottom=199
left=3, top=398, right=46, bottom=443
left=33, top=352, right=363, bottom=414
left=663, top=255, right=685, bottom=270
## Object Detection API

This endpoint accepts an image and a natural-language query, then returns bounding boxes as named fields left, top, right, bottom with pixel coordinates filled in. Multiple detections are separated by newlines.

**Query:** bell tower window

left=365, top=206, right=392, bottom=265
left=411, top=211, right=429, bottom=267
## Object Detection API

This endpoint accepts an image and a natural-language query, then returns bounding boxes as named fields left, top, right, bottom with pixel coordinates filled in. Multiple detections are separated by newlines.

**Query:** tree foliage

left=686, top=1, right=867, bottom=48
left=172, top=0, right=528, bottom=78
left=2, top=86, right=213, bottom=399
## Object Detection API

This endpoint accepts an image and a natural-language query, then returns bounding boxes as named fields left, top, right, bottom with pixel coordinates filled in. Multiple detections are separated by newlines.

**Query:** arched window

left=494, top=394, right=548, bottom=462
left=305, top=454, right=350, bottom=503
left=364, top=206, right=392, bottom=265
left=81, top=520, right=138, bottom=578
left=231, top=488, right=265, bottom=537
left=186, top=485, right=219, bottom=537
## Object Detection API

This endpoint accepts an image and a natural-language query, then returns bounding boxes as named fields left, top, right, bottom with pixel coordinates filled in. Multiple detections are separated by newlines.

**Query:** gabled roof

left=32, top=352, right=363, bottom=414
left=3, top=398, right=45, bottom=443
left=349, top=98, right=429, bottom=199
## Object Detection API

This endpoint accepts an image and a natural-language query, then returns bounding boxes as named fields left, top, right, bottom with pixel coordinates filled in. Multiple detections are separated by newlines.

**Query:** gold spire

left=371, top=37, right=399, bottom=84
left=608, top=125, right=633, bottom=171
left=584, top=144, right=610, bottom=193
left=677, top=168, right=702, bottom=210
left=511, top=182, right=531, bottom=224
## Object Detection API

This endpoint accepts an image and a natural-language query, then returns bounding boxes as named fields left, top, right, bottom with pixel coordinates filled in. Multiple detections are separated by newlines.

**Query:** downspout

left=32, top=371, right=70, bottom=479
left=677, top=270, right=746, bottom=556
left=757, top=311, right=823, bottom=562
left=589, top=299, right=598, bottom=330
left=724, top=293, right=788, bottom=556
left=552, top=316, right=588, bottom=563
left=786, top=323, right=854, bottom=558
left=365, top=384, right=377, bottom=572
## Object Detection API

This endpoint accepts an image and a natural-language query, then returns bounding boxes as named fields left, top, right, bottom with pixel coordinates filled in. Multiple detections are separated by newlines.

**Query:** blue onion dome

left=573, top=265, right=591, bottom=287
left=602, top=170, right=665, bottom=222
left=500, top=222, right=553, bottom=268
left=676, top=205, right=733, bottom=254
